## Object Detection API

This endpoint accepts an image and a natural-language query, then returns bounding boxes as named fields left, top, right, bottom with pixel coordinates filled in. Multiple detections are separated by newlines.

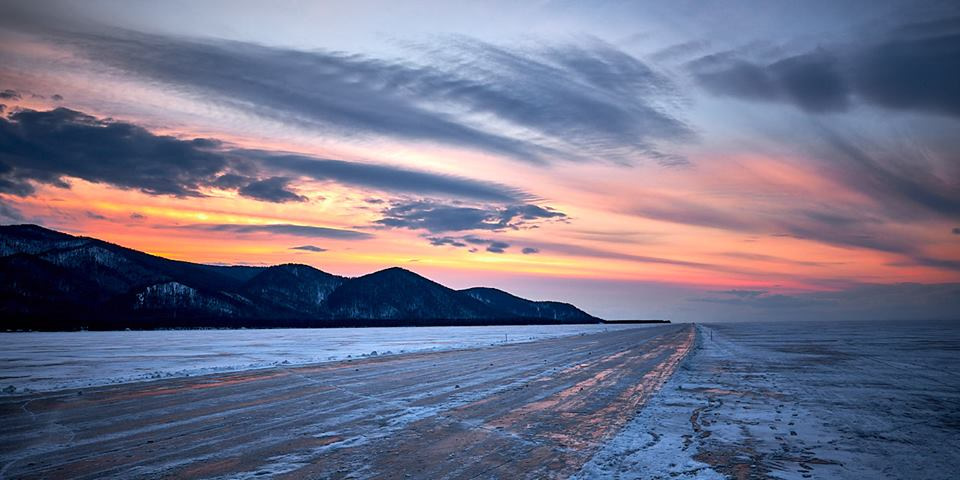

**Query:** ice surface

left=576, top=319, right=960, bottom=479
left=0, top=324, right=643, bottom=394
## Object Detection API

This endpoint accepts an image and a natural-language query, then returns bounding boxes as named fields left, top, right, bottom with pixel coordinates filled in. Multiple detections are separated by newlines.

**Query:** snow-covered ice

left=5, top=319, right=957, bottom=478
left=0, top=324, right=643, bottom=394
left=576, top=319, right=960, bottom=479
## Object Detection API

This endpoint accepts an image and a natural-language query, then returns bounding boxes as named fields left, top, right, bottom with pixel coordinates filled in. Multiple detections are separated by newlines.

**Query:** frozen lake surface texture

left=578, top=319, right=960, bottom=479
left=1, top=320, right=958, bottom=479
left=0, top=324, right=642, bottom=393
left=0, top=325, right=694, bottom=478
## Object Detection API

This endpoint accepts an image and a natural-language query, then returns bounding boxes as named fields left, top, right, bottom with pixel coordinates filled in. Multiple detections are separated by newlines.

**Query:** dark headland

left=0, top=224, right=635, bottom=331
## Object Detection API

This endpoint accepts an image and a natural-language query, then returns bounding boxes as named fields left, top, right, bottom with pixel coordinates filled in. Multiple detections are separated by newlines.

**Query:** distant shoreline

left=4, top=318, right=610, bottom=332
left=3, top=319, right=670, bottom=332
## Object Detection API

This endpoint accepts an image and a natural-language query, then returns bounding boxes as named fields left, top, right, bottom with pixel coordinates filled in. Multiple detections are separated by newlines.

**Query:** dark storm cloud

left=691, top=51, right=850, bottom=113
left=51, top=94, right=63, bottom=101
left=290, top=245, right=327, bottom=252
left=188, top=223, right=373, bottom=240
left=0, top=108, right=230, bottom=197
left=23, top=26, right=691, bottom=165
left=852, top=17, right=960, bottom=117
left=236, top=176, right=306, bottom=203
left=521, top=247, right=540, bottom=254
left=0, top=107, right=528, bottom=203
left=689, top=16, right=960, bottom=117
left=0, top=89, right=21, bottom=100
left=768, top=52, right=850, bottom=113
left=375, top=199, right=566, bottom=233
left=953, top=227, right=960, bottom=235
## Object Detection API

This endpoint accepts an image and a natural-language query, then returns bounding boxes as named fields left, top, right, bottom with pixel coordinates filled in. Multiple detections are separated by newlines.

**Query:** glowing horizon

left=1, top=1, right=958, bottom=321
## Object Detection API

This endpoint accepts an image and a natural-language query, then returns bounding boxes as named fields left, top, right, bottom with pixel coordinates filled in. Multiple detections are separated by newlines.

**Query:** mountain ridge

left=0, top=224, right=603, bottom=330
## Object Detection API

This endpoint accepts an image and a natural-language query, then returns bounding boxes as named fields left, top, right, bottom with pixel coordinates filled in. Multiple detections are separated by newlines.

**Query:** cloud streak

left=186, top=223, right=373, bottom=240
left=814, top=125, right=960, bottom=219
left=629, top=190, right=960, bottom=271
left=18, top=25, right=692, bottom=165
left=689, top=16, right=960, bottom=117
left=0, top=107, right=528, bottom=203
left=290, top=245, right=327, bottom=252
left=254, top=153, right=526, bottom=203
left=376, top=199, right=566, bottom=233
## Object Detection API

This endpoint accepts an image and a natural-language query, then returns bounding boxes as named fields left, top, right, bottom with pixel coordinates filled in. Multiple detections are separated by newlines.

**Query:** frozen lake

left=578, top=319, right=960, bottom=479
left=0, top=324, right=644, bottom=394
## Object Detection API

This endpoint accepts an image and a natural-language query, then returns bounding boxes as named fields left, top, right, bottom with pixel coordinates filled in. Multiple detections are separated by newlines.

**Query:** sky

left=0, top=0, right=958, bottom=321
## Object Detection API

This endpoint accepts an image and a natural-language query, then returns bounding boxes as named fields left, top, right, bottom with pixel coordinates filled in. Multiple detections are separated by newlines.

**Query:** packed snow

left=576, top=319, right=960, bottom=479
left=0, top=324, right=643, bottom=394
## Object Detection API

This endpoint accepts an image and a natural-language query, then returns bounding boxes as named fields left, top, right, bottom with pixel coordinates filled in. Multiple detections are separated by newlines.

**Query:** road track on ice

left=0, top=324, right=693, bottom=479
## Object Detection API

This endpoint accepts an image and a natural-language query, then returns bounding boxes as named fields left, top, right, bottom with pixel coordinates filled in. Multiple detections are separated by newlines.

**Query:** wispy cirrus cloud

left=10, top=23, right=693, bottom=166
left=813, top=125, right=960, bottom=220
left=629, top=188, right=960, bottom=271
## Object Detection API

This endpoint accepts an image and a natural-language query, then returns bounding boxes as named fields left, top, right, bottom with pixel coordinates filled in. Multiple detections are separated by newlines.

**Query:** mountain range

left=0, top=224, right=601, bottom=330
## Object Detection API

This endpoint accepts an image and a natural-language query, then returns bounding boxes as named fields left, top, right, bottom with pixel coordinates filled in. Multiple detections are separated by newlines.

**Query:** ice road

left=0, top=324, right=692, bottom=479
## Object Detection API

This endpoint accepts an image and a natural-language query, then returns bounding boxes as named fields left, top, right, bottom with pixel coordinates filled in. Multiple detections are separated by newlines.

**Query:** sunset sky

left=0, top=0, right=957, bottom=321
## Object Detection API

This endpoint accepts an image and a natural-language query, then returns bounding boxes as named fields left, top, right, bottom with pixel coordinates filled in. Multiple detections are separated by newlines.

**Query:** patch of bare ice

left=576, top=320, right=960, bottom=480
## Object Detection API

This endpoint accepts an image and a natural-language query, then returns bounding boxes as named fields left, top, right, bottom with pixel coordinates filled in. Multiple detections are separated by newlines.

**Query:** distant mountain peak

left=369, top=266, right=419, bottom=277
left=0, top=224, right=601, bottom=330
left=0, top=223, right=77, bottom=241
